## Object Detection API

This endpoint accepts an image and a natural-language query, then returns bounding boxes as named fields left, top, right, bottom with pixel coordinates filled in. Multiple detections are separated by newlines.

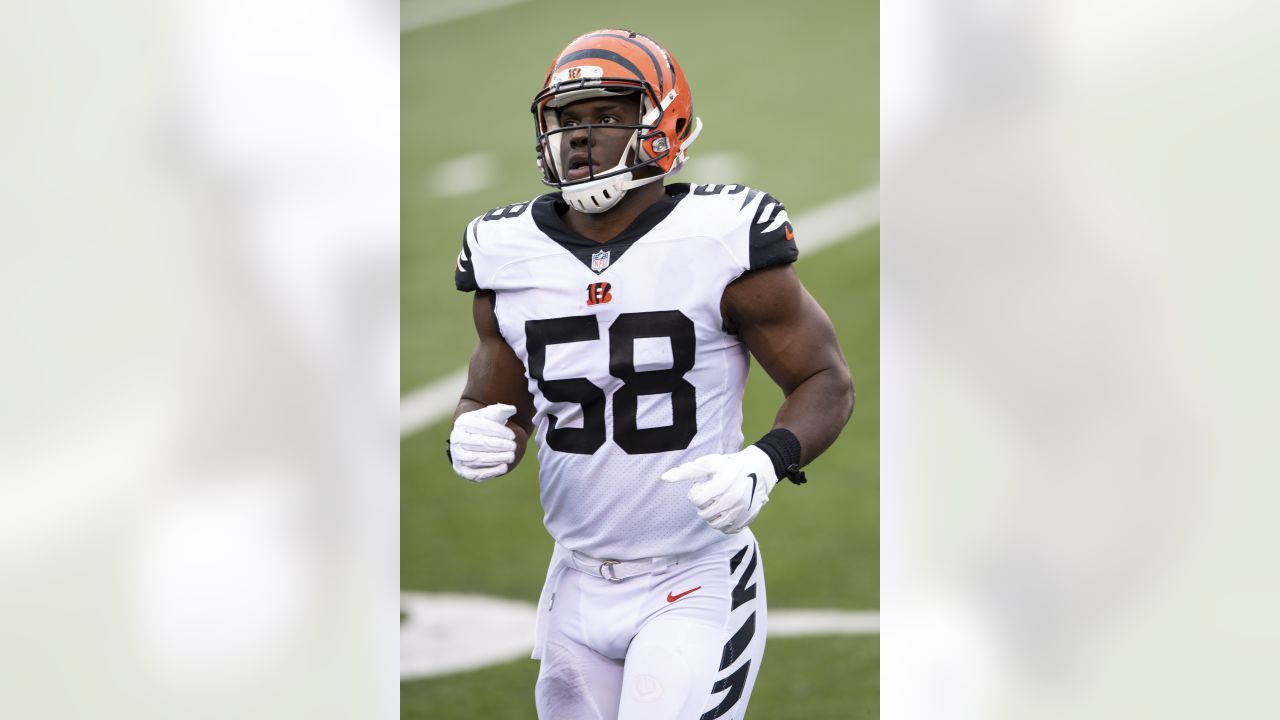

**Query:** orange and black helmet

left=532, top=29, right=702, bottom=213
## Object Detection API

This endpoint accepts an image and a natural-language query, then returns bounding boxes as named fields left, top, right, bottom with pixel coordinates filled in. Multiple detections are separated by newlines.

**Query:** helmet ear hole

left=675, top=118, right=687, bottom=136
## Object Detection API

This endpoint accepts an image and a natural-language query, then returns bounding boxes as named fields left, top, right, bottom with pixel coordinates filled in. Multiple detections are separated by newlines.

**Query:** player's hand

left=449, top=403, right=518, bottom=482
left=661, top=446, right=779, bottom=534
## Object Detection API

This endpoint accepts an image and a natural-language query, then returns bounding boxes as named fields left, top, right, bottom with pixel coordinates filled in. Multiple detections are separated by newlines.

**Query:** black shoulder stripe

left=747, top=192, right=798, bottom=271
left=454, top=221, right=478, bottom=292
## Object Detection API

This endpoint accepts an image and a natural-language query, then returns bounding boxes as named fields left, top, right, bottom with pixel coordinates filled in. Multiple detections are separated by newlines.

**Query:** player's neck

left=563, top=182, right=666, bottom=244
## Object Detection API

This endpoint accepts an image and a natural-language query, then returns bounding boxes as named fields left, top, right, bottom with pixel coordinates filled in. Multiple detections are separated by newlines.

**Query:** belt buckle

left=598, top=559, right=623, bottom=583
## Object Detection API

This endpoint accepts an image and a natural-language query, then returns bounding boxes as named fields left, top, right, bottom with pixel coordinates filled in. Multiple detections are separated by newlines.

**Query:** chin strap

left=564, top=171, right=671, bottom=214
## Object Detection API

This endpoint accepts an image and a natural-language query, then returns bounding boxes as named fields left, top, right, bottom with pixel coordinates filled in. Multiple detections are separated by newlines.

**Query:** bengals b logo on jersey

left=586, top=282, right=612, bottom=306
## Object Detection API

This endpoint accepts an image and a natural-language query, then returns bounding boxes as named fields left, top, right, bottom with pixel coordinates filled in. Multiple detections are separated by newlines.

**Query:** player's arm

left=662, top=264, right=852, bottom=533
left=722, top=263, right=854, bottom=467
left=449, top=290, right=536, bottom=481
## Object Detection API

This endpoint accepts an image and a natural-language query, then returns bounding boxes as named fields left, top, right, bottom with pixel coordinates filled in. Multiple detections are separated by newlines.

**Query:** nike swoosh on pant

left=667, top=586, right=702, bottom=602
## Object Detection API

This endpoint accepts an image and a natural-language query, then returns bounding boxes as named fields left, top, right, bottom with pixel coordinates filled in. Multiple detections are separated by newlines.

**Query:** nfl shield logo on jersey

left=591, top=249, right=611, bottom=272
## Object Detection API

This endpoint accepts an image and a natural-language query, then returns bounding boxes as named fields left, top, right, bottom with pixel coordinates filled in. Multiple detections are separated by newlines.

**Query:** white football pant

left=532, top=530, right=767, bottom=720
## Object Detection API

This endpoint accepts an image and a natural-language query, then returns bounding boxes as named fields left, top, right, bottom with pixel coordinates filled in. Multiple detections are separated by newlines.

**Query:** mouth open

left=566, top=160, right=598, bottom=181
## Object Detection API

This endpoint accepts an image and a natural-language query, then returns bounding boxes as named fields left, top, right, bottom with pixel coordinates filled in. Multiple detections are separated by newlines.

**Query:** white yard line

left=400, top=184, right=880, bottom=439
left=400, top=592, right=535, bottom=680
left=681, top=152, right=747, bottom=186
left=400, top=366, right=468, bottom=436
left=794, top=184, right=880, bottom=256
left=400, top=591, right=878, bottom=680
left=770, top=609, right=881, bottom=636
left=401, top=0, right=533, bottom=33
left=428, top=152, right=497, bottom=198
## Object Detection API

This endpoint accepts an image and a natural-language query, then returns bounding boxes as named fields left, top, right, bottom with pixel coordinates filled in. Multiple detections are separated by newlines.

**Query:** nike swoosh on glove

left=661, top=445, right=779, bottom=534
left=449, top=403, right=518, bottom=482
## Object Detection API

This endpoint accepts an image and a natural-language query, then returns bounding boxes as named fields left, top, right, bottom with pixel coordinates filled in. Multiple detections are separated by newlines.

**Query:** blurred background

left=883, top=0, right=1280, bottom=718
left=400, top=1, right=880, bottom=717
left=1, top=0, right=399, bottom=718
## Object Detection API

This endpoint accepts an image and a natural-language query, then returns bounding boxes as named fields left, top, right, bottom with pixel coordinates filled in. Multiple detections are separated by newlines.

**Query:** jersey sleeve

left=746, top=192, right=799, bottom=271
left=454, top=199, right=539, bottom=292
left=454, top=219, right=479, bottom=292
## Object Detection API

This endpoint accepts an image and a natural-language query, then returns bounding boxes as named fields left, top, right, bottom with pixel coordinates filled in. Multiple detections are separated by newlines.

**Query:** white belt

left=556, top=543, right=684, bottom=583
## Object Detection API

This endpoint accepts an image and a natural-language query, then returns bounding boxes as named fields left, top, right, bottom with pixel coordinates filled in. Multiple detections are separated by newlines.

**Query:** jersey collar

left=532, top=184, right=690, bottom=274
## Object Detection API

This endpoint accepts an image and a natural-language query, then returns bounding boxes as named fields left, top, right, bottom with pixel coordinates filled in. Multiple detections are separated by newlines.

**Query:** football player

left=448, top=28, right=854, bottom=720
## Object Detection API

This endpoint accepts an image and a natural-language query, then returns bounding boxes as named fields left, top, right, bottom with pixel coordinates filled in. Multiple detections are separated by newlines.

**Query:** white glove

left=449, top=403, right=518, bottom=482
left=661, top=445, right=779, bottom=534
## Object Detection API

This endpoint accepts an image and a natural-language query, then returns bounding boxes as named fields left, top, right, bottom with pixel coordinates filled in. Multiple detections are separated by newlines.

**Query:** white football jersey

left=456, top=183, right=798, bottom=559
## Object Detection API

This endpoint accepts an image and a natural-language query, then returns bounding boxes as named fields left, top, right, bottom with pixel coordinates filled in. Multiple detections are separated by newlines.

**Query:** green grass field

left=402, top=1, right=878, bottom=716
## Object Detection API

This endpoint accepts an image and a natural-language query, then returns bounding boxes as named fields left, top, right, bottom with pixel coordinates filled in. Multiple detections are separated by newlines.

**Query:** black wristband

left=752, top=428, right=808, bottom=485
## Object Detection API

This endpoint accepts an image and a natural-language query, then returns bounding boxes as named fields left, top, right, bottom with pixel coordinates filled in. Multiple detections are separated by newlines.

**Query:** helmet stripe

left=582, top=32, right=666, bottom=93
left=555, top=49, right=644, bottom=82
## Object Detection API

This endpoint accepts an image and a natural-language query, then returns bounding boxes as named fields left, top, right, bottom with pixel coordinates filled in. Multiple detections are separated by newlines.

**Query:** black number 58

left=525, top=310, right=697, bottom=455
